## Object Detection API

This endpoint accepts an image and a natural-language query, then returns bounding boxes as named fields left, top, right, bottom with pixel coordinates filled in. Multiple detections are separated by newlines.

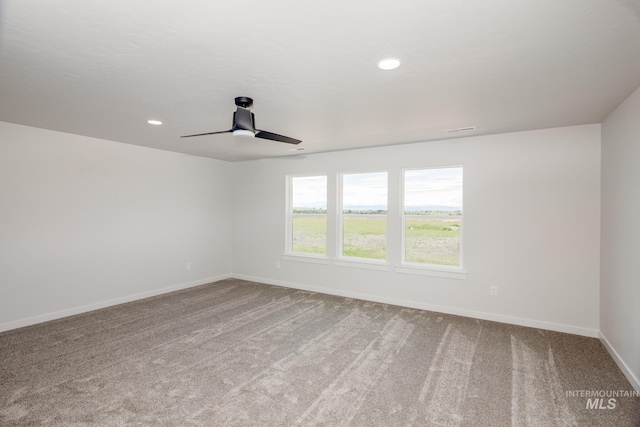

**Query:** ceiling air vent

left=444, top=126, right=476, bottom=133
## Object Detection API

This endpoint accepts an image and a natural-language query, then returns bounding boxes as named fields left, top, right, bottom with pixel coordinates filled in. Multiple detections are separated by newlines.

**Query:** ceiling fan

left=181, top=97, right=301, bottom=145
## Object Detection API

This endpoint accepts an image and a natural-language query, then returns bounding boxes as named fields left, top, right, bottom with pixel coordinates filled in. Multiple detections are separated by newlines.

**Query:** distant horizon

left=293, top=204, right=462, bottom=211
left=292, top=168, right=463, bottom=212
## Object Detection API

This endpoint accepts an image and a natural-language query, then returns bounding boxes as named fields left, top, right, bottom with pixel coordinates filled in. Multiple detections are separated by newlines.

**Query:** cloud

left=292, top=175, right=327, bottom=208
left=404, top=167, right=462, bottom=208
left=290, top=168, right=463, bottom=210
left=343, top=172, right=388, bottom=207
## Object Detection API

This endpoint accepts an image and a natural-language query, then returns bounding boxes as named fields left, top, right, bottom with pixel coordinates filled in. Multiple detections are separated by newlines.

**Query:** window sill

left=395, top=264, right=467, bottom=280
left=282, top=254, right=330, bottom=265
left=333, top=258, right=391, bottom=271
left=281, top=255, right=466, bottom=278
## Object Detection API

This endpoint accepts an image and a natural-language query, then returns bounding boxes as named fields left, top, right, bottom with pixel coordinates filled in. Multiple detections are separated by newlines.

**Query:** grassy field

left=292, top=216, right=460, bottom=266
left=343, top=217, right=386, bottom=259
left=405, top=218, right=460, bottom=266
left=292, top=216, right=327, bottom=254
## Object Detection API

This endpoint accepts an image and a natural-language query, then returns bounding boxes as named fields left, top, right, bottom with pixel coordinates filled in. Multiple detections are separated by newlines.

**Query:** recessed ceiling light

left=147, top=120, right=162, bottom=125
left=377, top=58, right=401, bottom=70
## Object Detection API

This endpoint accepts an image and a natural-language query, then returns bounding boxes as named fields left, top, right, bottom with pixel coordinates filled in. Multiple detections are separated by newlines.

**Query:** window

left=288, top=175, right=327, bottom=255
left=402, top=167, right=463, bottom=267
left=340, top=171, right=388, bottom=261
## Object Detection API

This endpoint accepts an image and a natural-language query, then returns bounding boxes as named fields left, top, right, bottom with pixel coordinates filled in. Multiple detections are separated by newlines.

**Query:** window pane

left=343, top=216, right=386, bottom=260
left=403, top=167, right=463, bottom=267
left=292, top=176, right=327, bottom=211
left=404, top=167, right=462, bottom=214
left=343, top=172, right=388, bottom=213
left=292, top=216, right=327, bottom=254
left=290, top=175, right=327, bottom=255
left=341, top=172, right=388, bottom=260
left=405, top=218, right=460, bottom=266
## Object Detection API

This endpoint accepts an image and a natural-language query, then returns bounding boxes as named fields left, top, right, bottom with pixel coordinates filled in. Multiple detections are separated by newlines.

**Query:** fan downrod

left=235, top=97, right=253, bottom=109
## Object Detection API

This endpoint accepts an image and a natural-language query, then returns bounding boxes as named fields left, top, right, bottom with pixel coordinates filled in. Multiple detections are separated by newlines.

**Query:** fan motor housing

left=235, top=97, right=253, bottom=109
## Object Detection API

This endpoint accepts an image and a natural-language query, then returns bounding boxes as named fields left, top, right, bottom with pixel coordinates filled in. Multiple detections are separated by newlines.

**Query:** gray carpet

left=1, top=278, right=638, bottom=426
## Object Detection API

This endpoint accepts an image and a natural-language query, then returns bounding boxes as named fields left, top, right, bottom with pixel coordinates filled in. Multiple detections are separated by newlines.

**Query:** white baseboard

left=599, top=331, right=640, bottom=393
left=0, top=273, right=232, bottom=333
left=233, top=274, right=599, bottom=338
left=1, top=272, right=602, bottom=340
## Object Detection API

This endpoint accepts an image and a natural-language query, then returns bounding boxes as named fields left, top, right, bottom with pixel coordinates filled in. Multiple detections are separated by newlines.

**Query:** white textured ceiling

left=1, top=0, right=640, bottom=162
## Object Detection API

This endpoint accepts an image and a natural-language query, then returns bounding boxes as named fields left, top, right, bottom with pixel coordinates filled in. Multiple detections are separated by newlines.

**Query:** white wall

left=601, top=85, right=640, bottom=391
left=0, top=121, right=604, bottom=340
left=0, top=122, right=233, bottom=330
left=232, top=125, right=601, bottom=336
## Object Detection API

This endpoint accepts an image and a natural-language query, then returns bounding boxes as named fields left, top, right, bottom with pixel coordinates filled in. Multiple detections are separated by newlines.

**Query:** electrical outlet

left=186, top=262, right=191, bottom=270
left=276, top=261, right=281, bottom=269
left=490, top=286, right=498, bottom=296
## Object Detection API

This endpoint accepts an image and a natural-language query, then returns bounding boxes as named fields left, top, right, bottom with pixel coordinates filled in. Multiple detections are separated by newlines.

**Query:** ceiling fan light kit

left=181, top=97, right=301, bottom=145
left=232, top=129, right=255, bottom=138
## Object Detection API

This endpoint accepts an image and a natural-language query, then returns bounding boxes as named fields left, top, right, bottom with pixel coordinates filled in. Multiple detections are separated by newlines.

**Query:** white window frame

left=399, top=166, right=465, bottom=274
left=285, top=174, right=329, bottom=260
left=338, top=170, right=389, bottom=266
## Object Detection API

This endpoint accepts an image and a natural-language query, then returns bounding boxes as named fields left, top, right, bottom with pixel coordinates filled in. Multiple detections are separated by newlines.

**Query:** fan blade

left=255, top=130, right=301, bottom=145
left=180, top=130, right=232, bottom=138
